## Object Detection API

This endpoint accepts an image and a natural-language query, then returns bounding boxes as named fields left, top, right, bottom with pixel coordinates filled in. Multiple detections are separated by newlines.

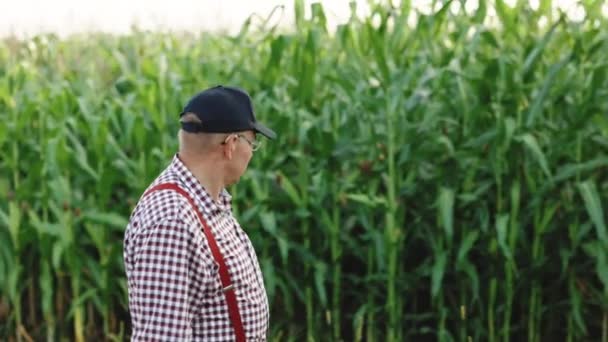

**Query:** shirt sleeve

left=129, top=218, right=208, bottom=341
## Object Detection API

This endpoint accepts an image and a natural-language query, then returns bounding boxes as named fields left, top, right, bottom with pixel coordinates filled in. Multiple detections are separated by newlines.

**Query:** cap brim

left=252, top=122, right=277, bottom=140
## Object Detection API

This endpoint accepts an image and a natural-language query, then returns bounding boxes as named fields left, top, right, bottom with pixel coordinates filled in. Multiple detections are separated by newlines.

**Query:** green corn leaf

left=294, top=0, right=305, bottom=28
left=40, top=260, right=54, bottom=316
left=461, top=260, right=480, bottom=302
left=516, top=133, right=552, bottom=179
left=0, top=120, right=7, bottom=148
left=346, top=193, right=387, bottom=208
left=554, top=157, right=608, bottom=183
left=261, top=258, right=276, bottom=300
left=276, top=171, right=302, bottom=206
left=7, top=264, right=22, bottom=300
left=457, top=230, right=479, bottom=266
left=65, top=130, right=100, bottom=181
left=473, top=0, right=487, bottom=23
left=52, top=242, right=65, bottom=271
left=496, top=214, right=512, bottom=260
left=438, top=187, right=454, bottom=245
left=522, top=18, right=561, bottom=77
left=582, top=241, right=608, bottom=293
left=538, top=0, right=553, bottom=16
left=259, top=212, right=277, bottom=235
left=0, top=236, right=13, bottom=287
left=495, top=0, right=516, bottom=32
left=526, top=54, right=571, bottom=127
left=84, top=211, right=128, bottom=230
left=277, top=235, right=289, bottom=265
left=314, top=262, right=328, bottom=307
left=353, top=304, right=367, bottom=342
left=66, top=288, right=99, bottom=319
left=6, top=202, right=21, bottom=251
left=569, top=277, right=588, bottom=334
left=431, top=250, right=447, bottom=299
left=578, top=180, right=607, bottom=247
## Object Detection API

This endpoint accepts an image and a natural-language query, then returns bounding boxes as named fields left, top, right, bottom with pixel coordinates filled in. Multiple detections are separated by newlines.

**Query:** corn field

left=1, top=0, right=607, bottom=341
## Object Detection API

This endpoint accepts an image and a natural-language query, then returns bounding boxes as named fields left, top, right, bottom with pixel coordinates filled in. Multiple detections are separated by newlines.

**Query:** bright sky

left=0, top=0, right=604, bottom=38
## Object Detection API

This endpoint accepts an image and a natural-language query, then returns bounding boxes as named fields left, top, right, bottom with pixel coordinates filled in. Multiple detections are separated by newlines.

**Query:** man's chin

left=225, top=177, right=239, bottom=187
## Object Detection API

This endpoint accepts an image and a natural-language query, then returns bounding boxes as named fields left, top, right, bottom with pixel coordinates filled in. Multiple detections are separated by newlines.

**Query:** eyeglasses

left=237, top=134, right=261, bottom=151
left=222, top=133, right=261, bottom=151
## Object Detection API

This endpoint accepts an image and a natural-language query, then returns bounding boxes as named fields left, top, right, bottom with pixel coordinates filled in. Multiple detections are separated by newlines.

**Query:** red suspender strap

left=143, top=183, right=246, bottom=342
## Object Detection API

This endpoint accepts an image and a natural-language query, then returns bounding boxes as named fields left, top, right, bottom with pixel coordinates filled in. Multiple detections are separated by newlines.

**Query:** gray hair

left=178, top=113, right=228, bottom=153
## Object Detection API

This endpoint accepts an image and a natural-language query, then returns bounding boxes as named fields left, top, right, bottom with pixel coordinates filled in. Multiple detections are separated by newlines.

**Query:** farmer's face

left=223, top=131, right=255, bottom=185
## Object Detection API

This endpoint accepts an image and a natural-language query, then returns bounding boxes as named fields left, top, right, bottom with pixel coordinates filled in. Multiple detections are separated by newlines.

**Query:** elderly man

left=123, top=85, right=275, bottom=341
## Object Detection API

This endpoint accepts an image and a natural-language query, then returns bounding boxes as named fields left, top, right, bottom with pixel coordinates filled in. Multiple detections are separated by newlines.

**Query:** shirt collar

left=170, top=153, right=232, bottom=214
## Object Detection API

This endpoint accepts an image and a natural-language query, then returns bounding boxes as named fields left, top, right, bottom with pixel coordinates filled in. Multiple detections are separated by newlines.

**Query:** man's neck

left=178, top=153, right=224, bottom=202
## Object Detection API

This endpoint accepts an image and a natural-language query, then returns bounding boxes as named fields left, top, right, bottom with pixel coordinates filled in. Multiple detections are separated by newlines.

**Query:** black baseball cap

left=179, top=85, right=276, bottom=139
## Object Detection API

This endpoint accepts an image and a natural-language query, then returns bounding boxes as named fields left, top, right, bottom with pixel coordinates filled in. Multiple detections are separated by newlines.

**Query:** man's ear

left=223, top=135, right=237, bottom=160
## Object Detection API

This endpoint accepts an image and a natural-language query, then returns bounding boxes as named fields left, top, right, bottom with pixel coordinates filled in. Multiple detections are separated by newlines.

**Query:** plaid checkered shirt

left=123, top=154, right=269, bottom=341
